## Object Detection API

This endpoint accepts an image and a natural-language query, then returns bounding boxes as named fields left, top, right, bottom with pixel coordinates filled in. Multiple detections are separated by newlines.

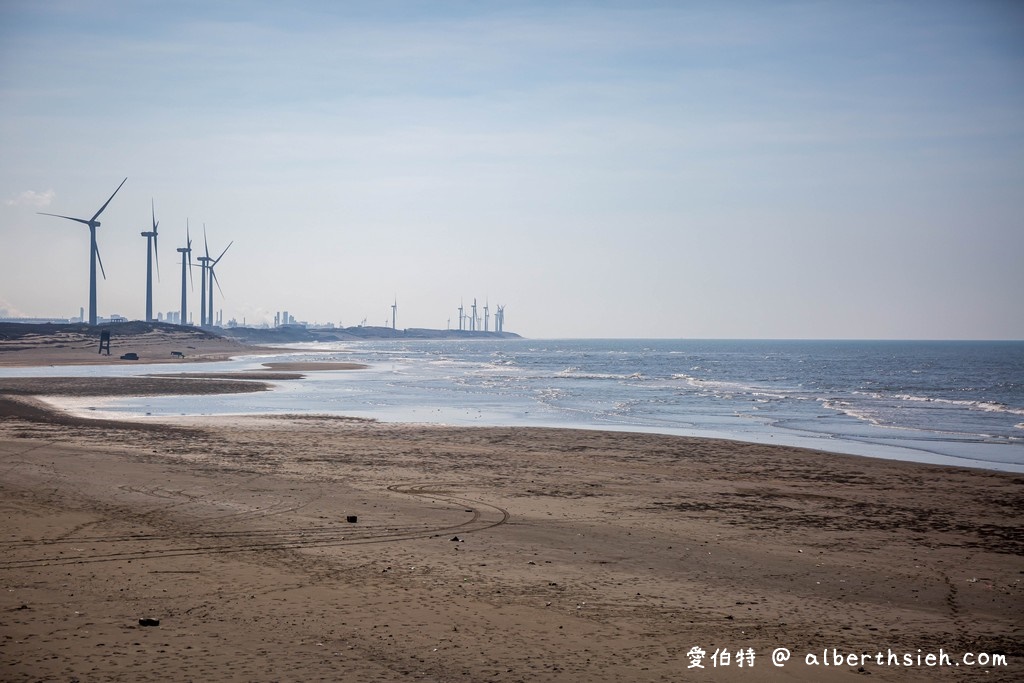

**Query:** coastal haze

left=2, top=1, right=1024, bottom=339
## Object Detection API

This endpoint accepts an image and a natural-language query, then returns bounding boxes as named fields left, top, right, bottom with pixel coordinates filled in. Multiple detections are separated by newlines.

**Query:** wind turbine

left=207, top=240, right=232, bottom=329
left=458, top=301, right=464, bottom=331
left=391, top=298, right=398, bottom=330
left=176, top=222, right=193, bottom=326
left=141, top=199, right=160, bottom=322
left=38, top=177, right=127, bottom=326
left=484, top=300, right=490, bottom=332
left=196, top=226, right=214, bottom=327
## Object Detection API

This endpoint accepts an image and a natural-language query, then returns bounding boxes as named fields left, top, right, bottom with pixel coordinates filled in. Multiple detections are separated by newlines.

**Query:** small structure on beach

left=98, top=331, right=111, bottom=355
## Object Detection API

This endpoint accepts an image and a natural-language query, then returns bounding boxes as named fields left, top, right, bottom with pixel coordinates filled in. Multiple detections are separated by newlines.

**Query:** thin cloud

left=4, top=189, right=55, bottom=208
left=0, top=297, right=27, bottom=318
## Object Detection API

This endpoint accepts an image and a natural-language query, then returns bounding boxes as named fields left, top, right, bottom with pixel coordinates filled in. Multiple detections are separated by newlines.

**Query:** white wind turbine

left=38, top=177, right=127, bottom=325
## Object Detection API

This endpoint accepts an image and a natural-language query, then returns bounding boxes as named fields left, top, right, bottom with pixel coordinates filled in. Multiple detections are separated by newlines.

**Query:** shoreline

left=2, top=357, right=1021, bottom=474
left=1, top=387, right=1021, bottom=681
left=33, top=393, right=1024, bottom=476
left=2, top=330, right=1021, bottom=474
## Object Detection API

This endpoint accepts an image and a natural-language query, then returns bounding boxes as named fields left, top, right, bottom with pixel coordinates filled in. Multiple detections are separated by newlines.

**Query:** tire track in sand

left=0, top=482, right=509, bottom=569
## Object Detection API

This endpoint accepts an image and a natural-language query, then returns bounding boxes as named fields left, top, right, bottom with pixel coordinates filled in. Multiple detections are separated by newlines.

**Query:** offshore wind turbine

left=207, top=240, right=232, bottom=329
left=38, top=177, right=127, bottom=326
left=141, top=199, right=160, bottom=322
left=391, top=298, right=397, bottom=330
left=176, top=222, right=193, bottom=326
left=458, top=301, right=465, bottom=331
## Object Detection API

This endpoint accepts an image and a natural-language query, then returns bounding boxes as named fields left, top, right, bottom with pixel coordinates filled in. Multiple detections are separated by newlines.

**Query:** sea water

left=4, top=339, right=1022, bottom=473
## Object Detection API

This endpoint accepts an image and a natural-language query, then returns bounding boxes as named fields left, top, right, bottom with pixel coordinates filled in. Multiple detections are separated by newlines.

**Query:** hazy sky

left=2, top=1, right=1022, bottom=339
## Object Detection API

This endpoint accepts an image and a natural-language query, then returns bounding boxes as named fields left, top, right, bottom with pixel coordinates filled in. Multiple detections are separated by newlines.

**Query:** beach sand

left=0, top=322, right=274, bottom=367
left=0, top=337, right=1021, bottom=681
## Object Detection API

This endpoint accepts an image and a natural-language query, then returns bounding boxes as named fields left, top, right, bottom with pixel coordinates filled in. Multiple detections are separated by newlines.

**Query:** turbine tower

left=458, top=301, right=464, bottom=331
left=197, top=226, right=213, bottom=327
left=391, top=298, right=397, bottom=330
left=207, top=241, right=232, bottom=329
left=484, top=301, right=490, bottom=332
left=176, top=222, right=193, bottom=326
left=38, top=177, right=127, bottom=326
left=471, top=299, right=478, bottom=332
left=141, top=199, right=160, bottom=322
left=495, top=304, right=505, bottom=333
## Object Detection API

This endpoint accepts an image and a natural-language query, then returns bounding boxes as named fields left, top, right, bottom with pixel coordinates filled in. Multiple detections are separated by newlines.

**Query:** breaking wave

left=886, top=393, right=1024, bottom=417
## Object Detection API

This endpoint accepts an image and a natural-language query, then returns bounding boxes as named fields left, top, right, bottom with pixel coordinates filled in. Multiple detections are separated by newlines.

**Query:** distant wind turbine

left=141, top=199, right=160, bottom=322
left=495, top=304, right=505, bottom=333
left=197, top=226, right=214, bottom=327
left=391, top=298, right=398, bottom=330
left=207, top=240, right=232, bottom=329
left=176, top=222, right=193, bottom=326
left=38, top=177, right=127, bottom=326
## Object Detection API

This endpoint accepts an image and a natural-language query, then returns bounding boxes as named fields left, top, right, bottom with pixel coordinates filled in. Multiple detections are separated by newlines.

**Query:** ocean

left=6, top=339, right=1024, bottom=473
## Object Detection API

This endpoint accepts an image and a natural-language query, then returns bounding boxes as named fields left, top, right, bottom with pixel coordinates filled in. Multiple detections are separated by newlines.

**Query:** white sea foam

left=821, top=398, right=884, bottom=426
left=554, top=367, right=637, bottom=381
left=670, top=373, right=792, bottom=402
left=888, top=393, right=1024, bottom=416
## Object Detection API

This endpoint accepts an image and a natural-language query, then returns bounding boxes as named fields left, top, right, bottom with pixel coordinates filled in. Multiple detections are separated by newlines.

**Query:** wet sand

left=0, top=341, right=1021, bottom=681
left=260, top=361, right=368, bottom=372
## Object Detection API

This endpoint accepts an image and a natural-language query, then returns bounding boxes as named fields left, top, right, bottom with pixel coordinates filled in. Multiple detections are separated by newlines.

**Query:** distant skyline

left=2, top=1, right=1023, bottom=339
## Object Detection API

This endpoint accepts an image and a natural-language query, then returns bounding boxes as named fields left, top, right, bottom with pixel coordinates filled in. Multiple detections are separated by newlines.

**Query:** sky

left=1, top=0, right=1022, bottom=339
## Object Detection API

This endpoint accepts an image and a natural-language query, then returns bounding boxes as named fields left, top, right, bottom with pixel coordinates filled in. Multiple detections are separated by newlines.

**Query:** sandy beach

left=1, top=333, right=1021, bottom=681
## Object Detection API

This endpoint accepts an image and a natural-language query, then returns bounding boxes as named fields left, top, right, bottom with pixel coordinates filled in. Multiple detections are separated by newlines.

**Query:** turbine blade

left=95, top=242, right=107, bottom=280
left=91, top=177, right=127, bottom=222
left=212, top=269, right=224, bottom=297
left=203, top=224, right=210, bottom=259
left=38, top=212, right=91, bottom=226
left=150, top=199, right=160, bottom=281
left=213, top=240, right=232, bottom=266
